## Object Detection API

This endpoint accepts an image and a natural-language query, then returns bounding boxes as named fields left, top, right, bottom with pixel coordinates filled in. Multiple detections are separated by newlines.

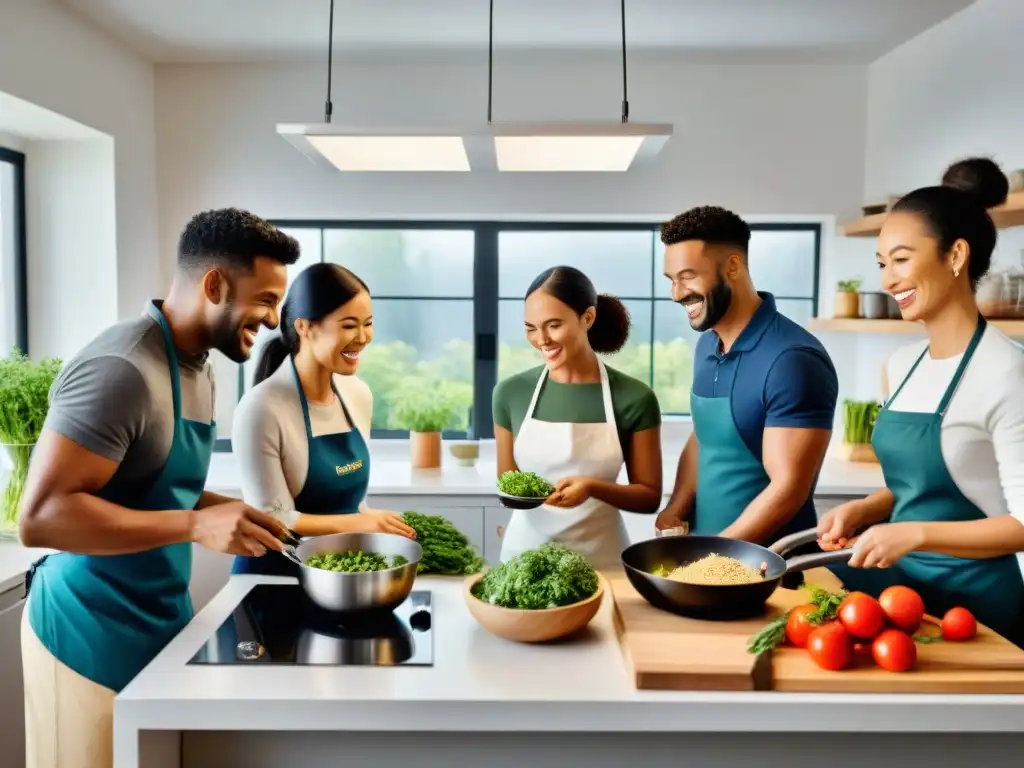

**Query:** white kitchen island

left=116, top=574, right=1024, bottom=768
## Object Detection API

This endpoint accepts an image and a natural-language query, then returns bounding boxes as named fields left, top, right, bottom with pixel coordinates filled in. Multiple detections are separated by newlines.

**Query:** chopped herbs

left=747, top=583, right=848, bottom=655
left=305, top=550, right=408, bottom=573
left=400, top=511, right=485, bottom=575
left=497, top=470, right=554, bottom=499
left=471, top=543, right=599, bottom=609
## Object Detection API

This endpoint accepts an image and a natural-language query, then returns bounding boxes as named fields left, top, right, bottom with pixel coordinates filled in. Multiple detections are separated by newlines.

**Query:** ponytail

left=588, top=294, right=631, bottom=354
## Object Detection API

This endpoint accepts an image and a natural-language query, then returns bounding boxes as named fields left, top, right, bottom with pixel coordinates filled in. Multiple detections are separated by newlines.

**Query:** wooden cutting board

left=607, top=567, right=1024, bottom=693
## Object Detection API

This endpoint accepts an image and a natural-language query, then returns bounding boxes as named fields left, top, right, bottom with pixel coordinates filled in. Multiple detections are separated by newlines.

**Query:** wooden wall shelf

left=809, top=317, right=1024, bottom=336
left=839, top=190, right=1024, bottom=237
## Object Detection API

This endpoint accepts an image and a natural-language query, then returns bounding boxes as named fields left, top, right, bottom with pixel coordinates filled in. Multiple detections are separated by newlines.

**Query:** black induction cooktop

left=188, top=584, right=433, bottom=667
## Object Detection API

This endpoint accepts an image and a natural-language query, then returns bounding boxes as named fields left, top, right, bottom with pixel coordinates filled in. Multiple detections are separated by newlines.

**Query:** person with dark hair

left=18, top=207, right=298, bottom=767
left=817, top=157, right=1024, bottom=647
left=231, top=262, right=415, bottom=576
left=655, top=206, right=838, bottom=555
left=492, top=266, right=663, bottom=568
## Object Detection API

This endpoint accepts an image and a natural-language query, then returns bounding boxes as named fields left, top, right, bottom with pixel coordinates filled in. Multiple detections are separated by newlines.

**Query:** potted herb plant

left=0, top=350, right=62, bottom=537
left=390, top=389, right=460, bottom=470
left=834, top=278, right=862, bottom=319
left=838, top=399, right=881, bottom=463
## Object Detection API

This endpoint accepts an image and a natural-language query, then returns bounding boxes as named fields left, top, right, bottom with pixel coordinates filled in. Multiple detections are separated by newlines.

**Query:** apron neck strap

left=937, top=315, right=987, bottom=415
left=148, top=303, right=182, bottom=419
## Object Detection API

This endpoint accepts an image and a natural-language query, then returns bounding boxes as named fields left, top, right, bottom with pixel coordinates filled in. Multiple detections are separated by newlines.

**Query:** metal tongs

left=266, top=501, right=304, bottom=567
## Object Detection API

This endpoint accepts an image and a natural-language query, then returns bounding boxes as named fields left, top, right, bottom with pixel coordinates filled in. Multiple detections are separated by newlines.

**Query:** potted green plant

left=0, top=350, right=62, bottom=537
left=389, top=388, right=460, bottom=470
left=839, top=399, right=881, bottom=463
left=835, top=278, right=862, bottom=319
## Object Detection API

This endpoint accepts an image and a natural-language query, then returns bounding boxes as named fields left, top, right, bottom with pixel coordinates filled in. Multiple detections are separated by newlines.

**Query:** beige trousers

left=21, top=606, right=116, bottom=768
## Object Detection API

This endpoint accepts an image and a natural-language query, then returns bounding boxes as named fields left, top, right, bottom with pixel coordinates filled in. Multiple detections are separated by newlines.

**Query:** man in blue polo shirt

left=654, top=206, right=839, bottom=546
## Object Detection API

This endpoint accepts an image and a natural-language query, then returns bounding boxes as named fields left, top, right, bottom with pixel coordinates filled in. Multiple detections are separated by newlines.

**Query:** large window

left=0, top=147, right=27, bottom=357
left=238, top=221, right=820, bottom=441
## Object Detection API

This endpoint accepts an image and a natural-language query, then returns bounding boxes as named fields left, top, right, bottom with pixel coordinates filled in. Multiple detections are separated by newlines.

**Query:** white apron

left=499, top=358, right=629, bottom=570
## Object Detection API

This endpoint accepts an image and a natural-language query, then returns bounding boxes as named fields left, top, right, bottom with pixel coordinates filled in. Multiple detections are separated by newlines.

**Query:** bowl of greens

left=496, top=470, right=555, bottom=510
left=295, top=532, right=423, bottom=613
left=464, top=543, right=604, bottom=642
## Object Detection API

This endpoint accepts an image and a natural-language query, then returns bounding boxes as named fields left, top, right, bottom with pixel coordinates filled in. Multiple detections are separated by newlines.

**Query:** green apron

left=25, top=303, right=216, bottom=692
left=831, top=316, right=1024, bottom=647
left=690, top=378, right=817, bottom=544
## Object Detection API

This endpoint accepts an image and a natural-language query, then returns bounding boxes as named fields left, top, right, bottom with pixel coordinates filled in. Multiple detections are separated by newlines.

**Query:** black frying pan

left=620, top=528, right=854, bottom=620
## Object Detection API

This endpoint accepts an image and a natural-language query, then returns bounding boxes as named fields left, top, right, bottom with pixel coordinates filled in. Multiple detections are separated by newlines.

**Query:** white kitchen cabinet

left=0, top=578, right=26, bottom=768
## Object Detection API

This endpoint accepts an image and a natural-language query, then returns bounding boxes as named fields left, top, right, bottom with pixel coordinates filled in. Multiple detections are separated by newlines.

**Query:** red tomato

left=807, top=623, right=852, bottom=671
left=872, top=628, right=917, bottom=672
left=838, top=591, right=886, bottom=639
left=941, top=607, right=978, bottom=641
left=786, top=604, right=821, bottom=648
left=878, top=585, right=926, bottom=632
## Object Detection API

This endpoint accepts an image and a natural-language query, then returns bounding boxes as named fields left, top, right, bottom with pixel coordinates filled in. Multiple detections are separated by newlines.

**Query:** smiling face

left=296, top=290, right=374, bottom=376
left=207, top=255, right=289, bottom=363
left=523, top=289, right=594, bottom=373
left=662, top=240, right=735, bottom=332
left=876, top=211, right=968, bottom=322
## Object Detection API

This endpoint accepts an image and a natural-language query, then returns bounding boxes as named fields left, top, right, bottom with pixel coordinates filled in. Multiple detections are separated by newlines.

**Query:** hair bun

left=941, top=157, right=1009, bottom=209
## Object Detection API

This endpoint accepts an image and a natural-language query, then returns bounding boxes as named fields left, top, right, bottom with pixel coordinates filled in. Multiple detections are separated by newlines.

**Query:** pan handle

left=782, top=548, right=854, bottom=574
left=768, top=528, right=820, bottom=556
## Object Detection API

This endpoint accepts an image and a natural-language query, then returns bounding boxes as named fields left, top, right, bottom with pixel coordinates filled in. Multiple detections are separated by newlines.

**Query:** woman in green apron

left=231, top=263, right=415, bottom=577
left=818, top=157, right=1024, bottom=647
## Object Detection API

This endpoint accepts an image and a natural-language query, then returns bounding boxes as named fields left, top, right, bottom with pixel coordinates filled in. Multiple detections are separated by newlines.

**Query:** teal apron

left=830, top=317, right=1024, bottom=647
left=25, top=303, right=216, bottom=692
left=690, top=371, right=818, bottom=544
left=231, top=357, right=371, bottom=577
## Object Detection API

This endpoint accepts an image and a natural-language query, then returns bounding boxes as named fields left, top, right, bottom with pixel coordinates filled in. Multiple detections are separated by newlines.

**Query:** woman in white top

left=818, top=157, right=1024, bottom=646
left=231, top=262, right=415, bottom=576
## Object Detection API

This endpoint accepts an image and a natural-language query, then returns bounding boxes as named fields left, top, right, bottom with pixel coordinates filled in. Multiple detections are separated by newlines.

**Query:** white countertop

left=114, top=574, right=1024, bottom=736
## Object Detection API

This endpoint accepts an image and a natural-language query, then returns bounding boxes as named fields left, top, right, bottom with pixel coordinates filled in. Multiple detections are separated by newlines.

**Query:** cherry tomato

left=838, top=591, right=886, bottom=639
left=941, top=607, right=978, bottom=641
left=786, top=604, right=821, bottom=648
left=871, top=628, right=917, bottom=672
left=878, top=585, right=925, bottom=632
left=807, top=623, right=852, bottom=671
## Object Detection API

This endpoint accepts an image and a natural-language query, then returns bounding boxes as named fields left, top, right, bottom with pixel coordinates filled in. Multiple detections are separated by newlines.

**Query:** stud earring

left=953, top=268, right=960, bottom=278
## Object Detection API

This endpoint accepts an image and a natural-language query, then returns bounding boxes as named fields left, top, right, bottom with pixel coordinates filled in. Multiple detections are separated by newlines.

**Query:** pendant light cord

left=325, top=0, right=335, bottom=123
left=487, top=0, right=494, bottom=124
left=620, top=0, right=629, bottom=123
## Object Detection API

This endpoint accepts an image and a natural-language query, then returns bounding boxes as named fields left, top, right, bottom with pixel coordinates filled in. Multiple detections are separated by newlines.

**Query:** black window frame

left=0, top=146, right=28, bottom=356
left=230, top=219, right=821, bottom=444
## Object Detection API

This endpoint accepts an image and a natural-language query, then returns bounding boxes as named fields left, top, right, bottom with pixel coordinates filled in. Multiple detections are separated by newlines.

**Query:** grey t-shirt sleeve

left=44, top=355, right=150, bottom=463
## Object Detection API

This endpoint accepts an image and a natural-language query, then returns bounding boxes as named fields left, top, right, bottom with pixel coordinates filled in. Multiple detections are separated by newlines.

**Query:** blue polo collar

left=706, top=291, right=778, bottom=358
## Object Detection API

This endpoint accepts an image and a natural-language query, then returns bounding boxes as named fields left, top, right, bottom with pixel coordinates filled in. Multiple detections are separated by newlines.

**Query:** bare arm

left=720, top=426, right=831, bottom=542
left=655, top=432, right=698, bottom=529
left=585, top=426, right=663, bottom=513
left=19, top=430, right=197, bottom=554
left=495, top=424, right=518, bottom=475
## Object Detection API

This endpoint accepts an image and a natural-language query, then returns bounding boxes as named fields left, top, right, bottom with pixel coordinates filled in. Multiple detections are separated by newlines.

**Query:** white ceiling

left=60, top=0, right=975, bottom=63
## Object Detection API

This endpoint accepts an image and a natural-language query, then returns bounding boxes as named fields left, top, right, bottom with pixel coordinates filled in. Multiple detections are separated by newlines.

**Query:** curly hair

left=177, top=207, right=301, bottom=273
left=660, top=205, right=751, bottom=258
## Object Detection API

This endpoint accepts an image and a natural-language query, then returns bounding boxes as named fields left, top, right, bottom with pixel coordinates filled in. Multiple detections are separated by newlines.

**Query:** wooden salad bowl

left=463, top=572, right=605, bottom=643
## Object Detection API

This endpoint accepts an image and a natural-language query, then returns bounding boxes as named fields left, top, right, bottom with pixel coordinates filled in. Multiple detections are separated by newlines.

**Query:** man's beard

left=680, top=271, right=733, bottom=333
left=210, top=305, right=250, bottom=363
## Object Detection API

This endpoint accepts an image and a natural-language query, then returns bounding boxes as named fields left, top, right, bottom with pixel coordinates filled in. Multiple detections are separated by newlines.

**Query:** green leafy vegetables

left=400, top=511, right=485, bottom=575
left=843, top=399, right=881, bottom=445
left=0, top=350, right=63, bottom=533
left=497, top=470, right=554, bottom=499
left=471, top=543, right=599, bottom=609
left=305, top=550, right=409, bottom=573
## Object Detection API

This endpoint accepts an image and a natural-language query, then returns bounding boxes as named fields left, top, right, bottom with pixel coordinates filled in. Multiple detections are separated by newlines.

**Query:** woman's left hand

left=546, top=477, right=593, bottom=508
left=847, top=522, right=925, bottom=569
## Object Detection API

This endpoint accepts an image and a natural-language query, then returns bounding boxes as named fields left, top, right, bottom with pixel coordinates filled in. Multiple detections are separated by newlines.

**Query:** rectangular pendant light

left=277, top=124, right=471, bottom=172
left=278, top=121, right=671, bottom=173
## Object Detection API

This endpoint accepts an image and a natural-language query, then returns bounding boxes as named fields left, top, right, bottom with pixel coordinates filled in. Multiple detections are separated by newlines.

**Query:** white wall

left=818, top=0, right=1024, bottom=406
left=0, top=0, right=158, bottom=352
left=24, top=139, right=118, bottom=359
left=155, top=53, right=868, bottom=435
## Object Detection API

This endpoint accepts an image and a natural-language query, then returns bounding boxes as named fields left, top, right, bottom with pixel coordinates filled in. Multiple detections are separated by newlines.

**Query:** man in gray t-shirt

left=19, top=208, right=301, bottom=768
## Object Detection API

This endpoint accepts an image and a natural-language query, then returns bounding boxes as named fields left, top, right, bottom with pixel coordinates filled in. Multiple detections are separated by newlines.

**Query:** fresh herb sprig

left=747, top=583, right=848, bottom=655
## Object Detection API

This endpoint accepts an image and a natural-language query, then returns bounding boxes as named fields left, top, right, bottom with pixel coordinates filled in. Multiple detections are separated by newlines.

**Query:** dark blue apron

left=830, top=317, right=1024, bottom=647
left=25, top=303, right=216, bottom=692
left=231, top=358, right=371, bottom=577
